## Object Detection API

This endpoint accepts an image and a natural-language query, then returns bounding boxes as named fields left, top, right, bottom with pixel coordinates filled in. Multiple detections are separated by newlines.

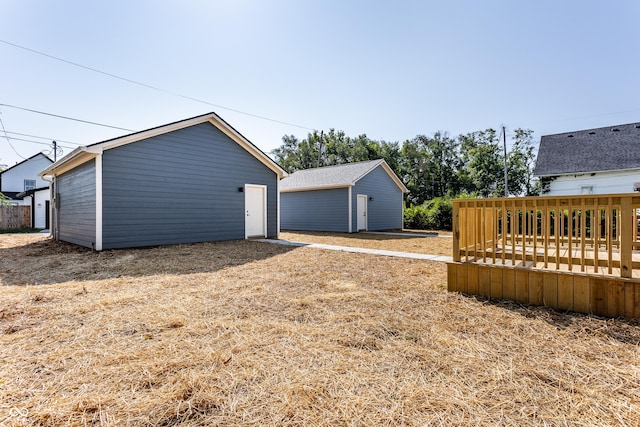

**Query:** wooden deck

left=449, top=194, right=640, bottom=318
left=461, top=244, right=640, bottom=278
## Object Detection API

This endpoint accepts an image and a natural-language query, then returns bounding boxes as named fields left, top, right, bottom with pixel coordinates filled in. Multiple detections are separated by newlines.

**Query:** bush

left=404, top=197, right=453, bottom=231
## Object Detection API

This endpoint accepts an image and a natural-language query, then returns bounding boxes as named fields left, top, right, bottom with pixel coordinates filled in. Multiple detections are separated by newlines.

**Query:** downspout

left=30, top=193, right=35, bottom=228
left=41, top=175, right=54, bottom=238
left=348, top=186, right=353, bottom=233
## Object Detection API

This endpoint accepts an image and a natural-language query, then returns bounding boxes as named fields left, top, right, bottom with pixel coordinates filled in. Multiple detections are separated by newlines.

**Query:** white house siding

left=546, top=169, right=640, bottom=196
left=0, top=155, right=52, bottom=193
left=33, top=189, right=50, bottom=228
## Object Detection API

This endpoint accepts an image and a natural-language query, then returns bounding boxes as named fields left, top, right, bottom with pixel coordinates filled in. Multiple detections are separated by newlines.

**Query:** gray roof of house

left=534, top=122, right=640, bottom=176
left=280, top=159, right=407, bottom=192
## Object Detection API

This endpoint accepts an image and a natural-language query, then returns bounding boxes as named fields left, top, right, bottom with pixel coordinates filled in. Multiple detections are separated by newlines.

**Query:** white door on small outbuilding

left=245, top=184, right=267, bottom=238
left=357, top=194, right=367, bottom=231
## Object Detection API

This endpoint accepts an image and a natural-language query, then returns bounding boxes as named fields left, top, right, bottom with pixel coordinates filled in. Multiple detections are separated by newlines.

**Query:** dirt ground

left=1, top=234, right=639, bottom=426
left=279, top=231, right=453, bottom=256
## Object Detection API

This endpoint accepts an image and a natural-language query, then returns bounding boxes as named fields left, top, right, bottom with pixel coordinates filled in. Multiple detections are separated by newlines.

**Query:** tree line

left=272, top=127, right=539, bottom=205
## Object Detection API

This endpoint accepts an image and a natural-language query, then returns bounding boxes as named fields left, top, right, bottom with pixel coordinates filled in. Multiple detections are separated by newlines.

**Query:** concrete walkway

left=258, top=238, right=453, bottom=262
left=363, top=231, right=452, bottom=238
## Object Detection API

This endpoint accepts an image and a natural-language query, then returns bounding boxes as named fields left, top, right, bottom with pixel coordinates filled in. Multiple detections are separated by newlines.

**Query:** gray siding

left=352, top=166, right=403, bottom=231
left=281, top=188, right=349, bottom=232
left=101, top=122, right=277, bottom=249
left=56, top=159, right=96, bottom=248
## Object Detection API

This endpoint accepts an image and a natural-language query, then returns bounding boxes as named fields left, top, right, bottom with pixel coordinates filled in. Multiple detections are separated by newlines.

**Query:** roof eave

left=38, top=147, right=99, bottom=178
left=280, top=184, right=352, bottom=193
left=38, top=112, right=288, bottom=179
left=534, top=165, right=640, bottom=178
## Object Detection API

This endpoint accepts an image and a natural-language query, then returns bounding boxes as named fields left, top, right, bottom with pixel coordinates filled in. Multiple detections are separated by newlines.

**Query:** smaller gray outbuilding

left=280, top=159, right=408, bottom=232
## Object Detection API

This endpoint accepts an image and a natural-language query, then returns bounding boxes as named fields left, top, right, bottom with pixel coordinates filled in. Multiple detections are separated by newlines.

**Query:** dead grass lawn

left=279, top=231, right=453, bottom=256
left=1, top=234, right=639, bottom=426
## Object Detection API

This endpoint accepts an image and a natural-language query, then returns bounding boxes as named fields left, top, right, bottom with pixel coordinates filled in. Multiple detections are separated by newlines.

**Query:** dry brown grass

left=1, top=234, right=640, bottom=426
left=279, top=231, right=453, bottom=256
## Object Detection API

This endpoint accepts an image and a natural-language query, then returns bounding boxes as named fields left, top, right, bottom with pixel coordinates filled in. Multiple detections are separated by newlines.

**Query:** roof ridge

left=535, top=122, right=640, bottom=176
left=289, top=159, right=382, bottom=175
left=543, top=121, right=640, bottom=137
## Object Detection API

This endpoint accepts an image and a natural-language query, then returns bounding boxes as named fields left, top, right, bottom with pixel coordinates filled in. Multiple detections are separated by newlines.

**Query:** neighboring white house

left=0, top=153, right=53, bottom=228
left=533, top=122, right=640, bottom=195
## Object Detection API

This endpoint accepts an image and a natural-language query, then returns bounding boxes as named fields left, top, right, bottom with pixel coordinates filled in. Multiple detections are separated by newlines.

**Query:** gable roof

left=39, top=112, right=287, bottom=178
left=280, top=159, right=408, bottom=193
left=0, top=152, right=53, bottom=176
left=534, top=122, right=640, bottom=177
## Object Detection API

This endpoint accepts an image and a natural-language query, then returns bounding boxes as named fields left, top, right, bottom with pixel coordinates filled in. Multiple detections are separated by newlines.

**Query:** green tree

left=459, top=129, right=504, bottom=197
left=273, top=126, right=537, bottom=203
left=425, top=131, right=460, bottom=197
left=272, top=133, right=321, bottom=173
left=399, top=137, right=430, bottom=204
left=507, top=128, right=538, bottom=196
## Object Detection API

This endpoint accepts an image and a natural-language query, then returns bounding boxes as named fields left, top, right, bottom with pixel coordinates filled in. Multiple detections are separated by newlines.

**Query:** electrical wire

left=3, top=131, right=80, bottom=146
left=0, top=39, right=315, bottom=131
left=0, top=135, right=75, bottom=151
left=0, top=103, right=133, bottom=132
left=0, top=108, right=26, bottom=159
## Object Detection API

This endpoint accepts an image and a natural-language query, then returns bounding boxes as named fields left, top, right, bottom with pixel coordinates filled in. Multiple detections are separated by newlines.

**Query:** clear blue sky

left=1, top=0, right=639, bottom=167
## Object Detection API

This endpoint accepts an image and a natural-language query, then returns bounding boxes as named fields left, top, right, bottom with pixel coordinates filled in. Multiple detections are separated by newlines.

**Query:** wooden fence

left=448, top=194, right=640, bottom=318
left=0, top=205, right=31, bottom=229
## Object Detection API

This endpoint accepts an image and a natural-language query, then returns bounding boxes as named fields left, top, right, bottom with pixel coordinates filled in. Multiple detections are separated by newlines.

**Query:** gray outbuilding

left=39, top=112, right=287, bottom=250
left=280, top=159, right=408, bottom=232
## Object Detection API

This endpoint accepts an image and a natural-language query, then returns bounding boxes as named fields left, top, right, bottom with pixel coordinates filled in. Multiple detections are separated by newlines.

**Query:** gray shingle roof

left=280, top=159, right=407, bottom=192
left=534, top=122, right=640, bottom=176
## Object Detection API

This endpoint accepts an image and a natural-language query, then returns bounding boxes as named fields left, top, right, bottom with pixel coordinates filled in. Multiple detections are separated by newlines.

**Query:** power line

left=0, top=135, right=75, bottom=151
left=4, top=131, right=80, bottom=146
left=0, top=103, right=134, bottom=131
left=0, top=39, right=315, bottom=131
left=0, top=108, right=26, bottom=159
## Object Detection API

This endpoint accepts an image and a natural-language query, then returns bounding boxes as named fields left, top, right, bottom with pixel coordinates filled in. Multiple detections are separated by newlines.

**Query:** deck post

left=453, top=200, right=460, bottom=262
left=620, top=196, right=632, bottom=278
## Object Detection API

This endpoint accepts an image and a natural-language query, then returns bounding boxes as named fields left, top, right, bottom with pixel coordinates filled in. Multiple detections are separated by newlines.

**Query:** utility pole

left=502, top=126, right=508, bottom=197
left=53, top=140, right=57, bottom=162
left=316, top=130, right=324, bottom=168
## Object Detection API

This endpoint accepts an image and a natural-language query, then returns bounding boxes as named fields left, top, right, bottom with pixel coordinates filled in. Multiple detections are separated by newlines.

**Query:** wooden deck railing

left=453, top=194, right=640, bottom=279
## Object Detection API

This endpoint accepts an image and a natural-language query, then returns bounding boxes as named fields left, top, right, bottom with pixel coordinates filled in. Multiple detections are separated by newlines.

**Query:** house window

left=24, top=179, right=36, bottom=191
left=581, top=186, right=593, bottom=195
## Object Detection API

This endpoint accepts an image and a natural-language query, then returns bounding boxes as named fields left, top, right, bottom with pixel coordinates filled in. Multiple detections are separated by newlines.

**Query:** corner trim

left=348, top=186, right=353, bottom=233
left=276, top=179, right=281, bottom=237
left=95, top=154, right=103, bottom=251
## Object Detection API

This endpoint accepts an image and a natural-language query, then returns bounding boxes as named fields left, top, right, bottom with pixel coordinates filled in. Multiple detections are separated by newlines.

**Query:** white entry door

left=357, top=194, right=367, bottom=231
left=245, top=184, right=267, bottom=238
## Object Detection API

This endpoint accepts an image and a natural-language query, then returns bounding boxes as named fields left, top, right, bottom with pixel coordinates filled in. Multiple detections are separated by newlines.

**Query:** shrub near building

left=404, top=197, right=453, bottom=231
